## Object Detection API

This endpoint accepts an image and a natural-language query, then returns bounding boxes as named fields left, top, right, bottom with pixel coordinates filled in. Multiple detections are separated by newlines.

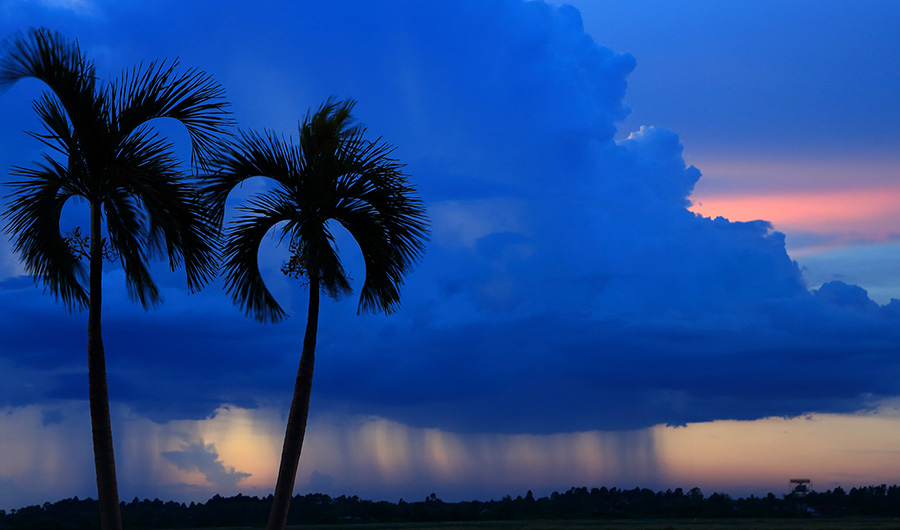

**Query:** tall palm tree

left=0, top=28, right=231, bottom=530
left=205, top=98, right=428, bottom=530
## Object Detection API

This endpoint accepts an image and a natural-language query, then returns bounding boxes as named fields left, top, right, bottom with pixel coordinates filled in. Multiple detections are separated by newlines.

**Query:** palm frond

left=3, top=160, right=88, bottom=309
left=330, top=126, right=429, bottom=314
left=203, top=129, right=299, bottom=223
left=206, top=97, right=429, bottom=320
left=0, top=27, right=94, bottom=99
left=115, top=130, right=219, bottom=291
left=222, top=191, right=299, bottom=322
left=103, top=187, right=161, bottom=308
left=334, top=197, right=426, bottom=314
left=112, top=60, right=233, bottom=172
left=25, top=92, right=76, bottom=159
left=0, top=28, right=106, bottom=146
left=104, top=128, right=218, bottom=302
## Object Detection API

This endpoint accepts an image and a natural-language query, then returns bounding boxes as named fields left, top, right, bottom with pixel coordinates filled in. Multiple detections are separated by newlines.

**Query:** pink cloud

left=690, top=186, right=900, bottom=242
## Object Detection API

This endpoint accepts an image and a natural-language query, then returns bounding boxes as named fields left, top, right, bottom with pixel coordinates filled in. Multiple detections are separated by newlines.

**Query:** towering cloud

left=1, top=0, right=898, bottom=441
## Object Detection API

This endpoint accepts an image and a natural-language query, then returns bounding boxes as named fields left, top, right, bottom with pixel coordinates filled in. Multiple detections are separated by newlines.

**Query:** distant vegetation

left=3, top=484, right=900, bottom=528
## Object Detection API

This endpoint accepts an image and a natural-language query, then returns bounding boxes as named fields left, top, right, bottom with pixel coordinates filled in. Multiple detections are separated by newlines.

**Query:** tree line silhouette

left=3, top=484, right=900, bottom=528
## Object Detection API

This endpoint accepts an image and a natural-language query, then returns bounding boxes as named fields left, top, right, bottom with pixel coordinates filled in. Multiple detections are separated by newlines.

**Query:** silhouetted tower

left=790, top=478, right=811, bottom=497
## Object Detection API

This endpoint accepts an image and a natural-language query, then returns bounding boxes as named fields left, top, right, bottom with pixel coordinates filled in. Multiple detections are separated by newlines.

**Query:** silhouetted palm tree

left=0, top=28, right=231, bottom=530
left=205, top=98, right=428, bottom=530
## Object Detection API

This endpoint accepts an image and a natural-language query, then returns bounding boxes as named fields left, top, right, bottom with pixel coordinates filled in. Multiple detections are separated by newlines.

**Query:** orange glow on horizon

left=6, top=403, right=900, bottom=509
left=656, top=409, right=900, bottom=494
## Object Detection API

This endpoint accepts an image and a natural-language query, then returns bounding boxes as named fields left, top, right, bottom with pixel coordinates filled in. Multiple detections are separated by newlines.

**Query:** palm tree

left=0, top=28, right=231, bottom=530
left=205, top=98, right=428, bottom=530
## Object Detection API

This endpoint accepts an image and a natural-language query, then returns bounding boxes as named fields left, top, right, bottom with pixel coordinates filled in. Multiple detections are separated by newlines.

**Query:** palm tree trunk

left=88, top=202, right=123, bottom=530
left=266, top=273, right=320, bottom=530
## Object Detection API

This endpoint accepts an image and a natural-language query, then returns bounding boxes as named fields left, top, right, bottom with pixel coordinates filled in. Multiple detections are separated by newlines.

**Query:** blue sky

left=2, top=0, right=900, bottom=511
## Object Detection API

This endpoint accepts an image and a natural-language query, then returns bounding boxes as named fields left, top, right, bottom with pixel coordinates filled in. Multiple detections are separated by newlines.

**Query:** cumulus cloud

left=814, top=280, right=880, bottom=312
left=162, top=440, right=251, bottom=489
left=1, top=0, right=899, bottom=438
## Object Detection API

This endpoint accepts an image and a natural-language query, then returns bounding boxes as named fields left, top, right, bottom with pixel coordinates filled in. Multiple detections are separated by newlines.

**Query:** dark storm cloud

left=2, top=0, right=900, bottom=433
left=0, top=274, right=292, bottom=419
left=309, top=292, right=900, bottom=432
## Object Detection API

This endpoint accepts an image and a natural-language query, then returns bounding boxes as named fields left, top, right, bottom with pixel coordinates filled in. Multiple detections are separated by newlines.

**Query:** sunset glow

left=6, top=404, right=900, bottom=509
left=657, top=407, right=900, bottom=495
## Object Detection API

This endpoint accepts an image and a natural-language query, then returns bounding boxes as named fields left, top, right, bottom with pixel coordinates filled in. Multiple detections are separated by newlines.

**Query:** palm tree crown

left=206, top=98, right=429, bottom=321
left=1, top=27, right=232, bottom=305
left=206, top=98, right=427, bottom=530
left=1, top=27, right=232, bottom=530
